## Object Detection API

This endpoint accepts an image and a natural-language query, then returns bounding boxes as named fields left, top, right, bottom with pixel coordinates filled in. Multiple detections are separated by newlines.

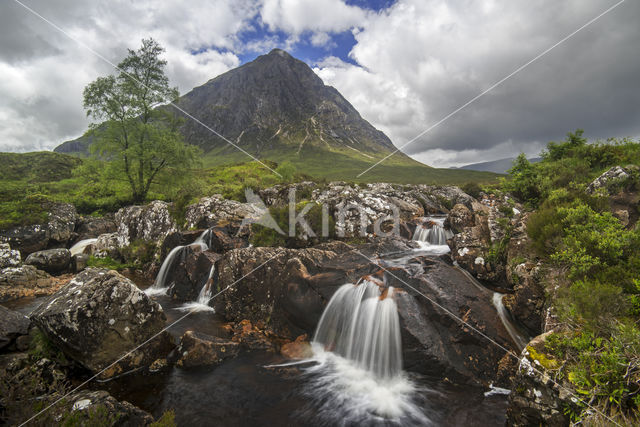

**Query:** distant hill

left=55, top=49, right=499, bottom=184
left=457, top=157, right=542, bottom=174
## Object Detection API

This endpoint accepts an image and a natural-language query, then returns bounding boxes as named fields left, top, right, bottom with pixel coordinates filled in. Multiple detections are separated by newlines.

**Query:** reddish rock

left=176, top=330, right=239, bottom=368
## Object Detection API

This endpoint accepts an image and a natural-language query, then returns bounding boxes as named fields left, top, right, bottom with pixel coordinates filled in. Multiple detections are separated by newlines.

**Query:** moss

left=150, top=410, right=177, bottom=427
left=526, top=345, right=560, bottom=370
left=86, top=256, right=132, bottom=271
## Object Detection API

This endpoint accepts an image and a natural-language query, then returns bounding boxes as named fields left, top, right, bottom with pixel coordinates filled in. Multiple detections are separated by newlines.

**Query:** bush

left=461, top=181, right=482, bottom=199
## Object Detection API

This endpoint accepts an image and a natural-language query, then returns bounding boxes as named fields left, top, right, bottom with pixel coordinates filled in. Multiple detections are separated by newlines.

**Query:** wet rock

left=25, top=248, right=71, bottom=274
left=115, top=201, right=176, bottom=248
left=31, top=268, right=173, bottom=378
left=185, top=195, right=260, bottom=229
left=280, top=334, right=312, bottom=359
left=160, top=229, right=205, bottom=259
left=507, top=332, right=574, bottom=426
left=61, top=390, right=154, bottom=426
left=0, top=243, right=21, bottom=269
left=214, top=242, right=381, bottom=338
left=0, top=305, right=31, bottom=350
left=586, top=165, right=637, bottom=195
left=74, top=215, right=117, bottom=241
left=0, top=203, right=77, bottom=256
left=166, top=247, right=221, bottom=301
left=175, top=330, right=239, bottom=368
left=0, top=265, right=62, bottom=302
left=230, top=319, right=276, bottom=351
left=391, top=256, right=516, bottom=383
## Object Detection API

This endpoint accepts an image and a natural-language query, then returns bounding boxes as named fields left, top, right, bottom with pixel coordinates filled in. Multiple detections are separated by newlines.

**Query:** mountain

left=55, top=49, right=498, bottom=184
left=457, top=157, right=542, bottom=174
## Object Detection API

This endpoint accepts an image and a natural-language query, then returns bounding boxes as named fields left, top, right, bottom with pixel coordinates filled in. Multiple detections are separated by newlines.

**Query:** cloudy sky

left=1, top=0, right=639, bottom=167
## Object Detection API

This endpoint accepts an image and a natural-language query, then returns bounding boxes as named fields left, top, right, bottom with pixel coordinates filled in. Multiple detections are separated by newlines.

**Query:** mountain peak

left=267, top=48, right=292, bottom=58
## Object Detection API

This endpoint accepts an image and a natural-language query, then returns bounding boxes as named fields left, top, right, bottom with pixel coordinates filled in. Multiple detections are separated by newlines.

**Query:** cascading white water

left=176, top=264, right=216, bottom=312
left=492, top=293, right=528, bottom=351
left=412, top=218, right=453, bottom=246
left=69, top=238, right=97, bottom=256
left=145, top=229, right=211, bottom=297
left=304, top=280, right=430, bottom=424
left=313, top=280, right=402, bottom=378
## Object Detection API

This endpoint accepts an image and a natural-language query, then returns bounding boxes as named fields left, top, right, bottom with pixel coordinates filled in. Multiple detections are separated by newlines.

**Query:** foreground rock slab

left=59, top=390, right=154, bottom=426
left=31, top=268, right=173, bottom=378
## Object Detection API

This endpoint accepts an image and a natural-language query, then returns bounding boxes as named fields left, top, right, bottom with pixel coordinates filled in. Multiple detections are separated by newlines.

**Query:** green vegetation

left=83, top=38, right=200, bottom=204
left=504, top=130, right=640, bottom=422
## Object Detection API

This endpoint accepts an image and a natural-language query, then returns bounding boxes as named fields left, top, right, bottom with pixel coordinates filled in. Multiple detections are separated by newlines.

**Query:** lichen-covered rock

left=504, top=213, right=545, bottom=334
left=258, top=181, right=317, bottom=206
left=175, top=330, right=239, bottom=368
left=447, top=195, right=521, bottom=286
left=24, top=248, right=71, bottom=273
left=74, top=215, right=117, bottom=240
left=507, top=333, right=574, bottom=426
left=59, top=390, right=154, bottom=426
left=0, top=305, right=31, bottom=350
left=0, top=243, right=21, bottom=269
left=0, top=265, right=61, bottom=302
left=0, top=203, right=77, bottom=256
left=586, top=165, right=637, bottom=194
left=115, top=201, right=176, bottom=248
left=185, top=195, right=260, bottom=229
left=92, top=232, right=121, bottom=259
left=31, top=268, right=173, bottom=378
left=444, top=203, right=475, bottom=233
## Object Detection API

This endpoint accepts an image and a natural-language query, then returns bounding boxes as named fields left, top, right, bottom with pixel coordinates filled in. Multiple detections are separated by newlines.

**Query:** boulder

left=391, top=256, right=516, bottom=382
left=444, top=203, right=475, bottom=233
left=0, top=202, right=77, bottom=256
left=166, top=247, right=221, bottom=301
left=31, top=268, right=173, bottom=378
left=60, top=390, right=154, bottom=426
left=115, top=201, right=176, bottom=248
left=0, top=265, right=61, bottom=302
left=586, top=165, right=636, bottom=194
left=71, top=253, right=89, bottom=273
left=185, top=195, right=260, bottom=229
left=258, top=181, right=317, bottom=206
left=0, top=243, right=21, bottom=269
left=175, top=330, right=239, bottom=368
left=74, top=215, right=117, bottom=240
left=507, top=333, right=574, bottom=426
left=0, top=305, right=31, bottom=350
left=92, top=232, right=121, bottom=259
left=25, top=248, right=71, bottom=273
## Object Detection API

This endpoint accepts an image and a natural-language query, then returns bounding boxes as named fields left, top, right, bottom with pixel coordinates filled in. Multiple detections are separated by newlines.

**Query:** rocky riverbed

left=0, top=181, right=563, bottom=425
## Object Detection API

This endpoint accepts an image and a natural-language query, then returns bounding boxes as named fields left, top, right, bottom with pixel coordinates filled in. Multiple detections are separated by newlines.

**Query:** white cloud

left=260, top=0, right=368, bottom=34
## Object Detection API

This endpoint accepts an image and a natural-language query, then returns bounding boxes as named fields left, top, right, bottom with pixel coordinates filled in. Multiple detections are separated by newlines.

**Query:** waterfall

left=412, top=217, right=453, bottom=246
left=492, top=293, right=528, bottom=351
left=145, top=229, right=211, bottom=297
left=176, top=264, right=216, bottom=312
left=304, top=280, right=429, bottom=424
left=313, top=280, right=402, bottom=379
left=69, top=238, right=97, bottom=256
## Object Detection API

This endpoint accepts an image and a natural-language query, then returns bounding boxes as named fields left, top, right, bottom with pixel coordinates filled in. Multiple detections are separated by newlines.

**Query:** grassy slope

left=202, top=144, right=500, bottom=185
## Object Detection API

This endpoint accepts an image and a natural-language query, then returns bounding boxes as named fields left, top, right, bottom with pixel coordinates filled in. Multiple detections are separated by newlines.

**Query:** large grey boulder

left=115, top=201, right=176, bottom=248
left=184, top=195, right=260, bottom=229
left=25, top=248, right=71, bottom=273
left=31, top=268, right=173, bottom=378
left=0, top=202, right=77, bottom=256
left=586, top=165, right=637, bottom=194
left=0, top=243, right=21, bottom=269
left=74, top=215, right=117, bottom=240
left=0, top=305, right=31, bottom=349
